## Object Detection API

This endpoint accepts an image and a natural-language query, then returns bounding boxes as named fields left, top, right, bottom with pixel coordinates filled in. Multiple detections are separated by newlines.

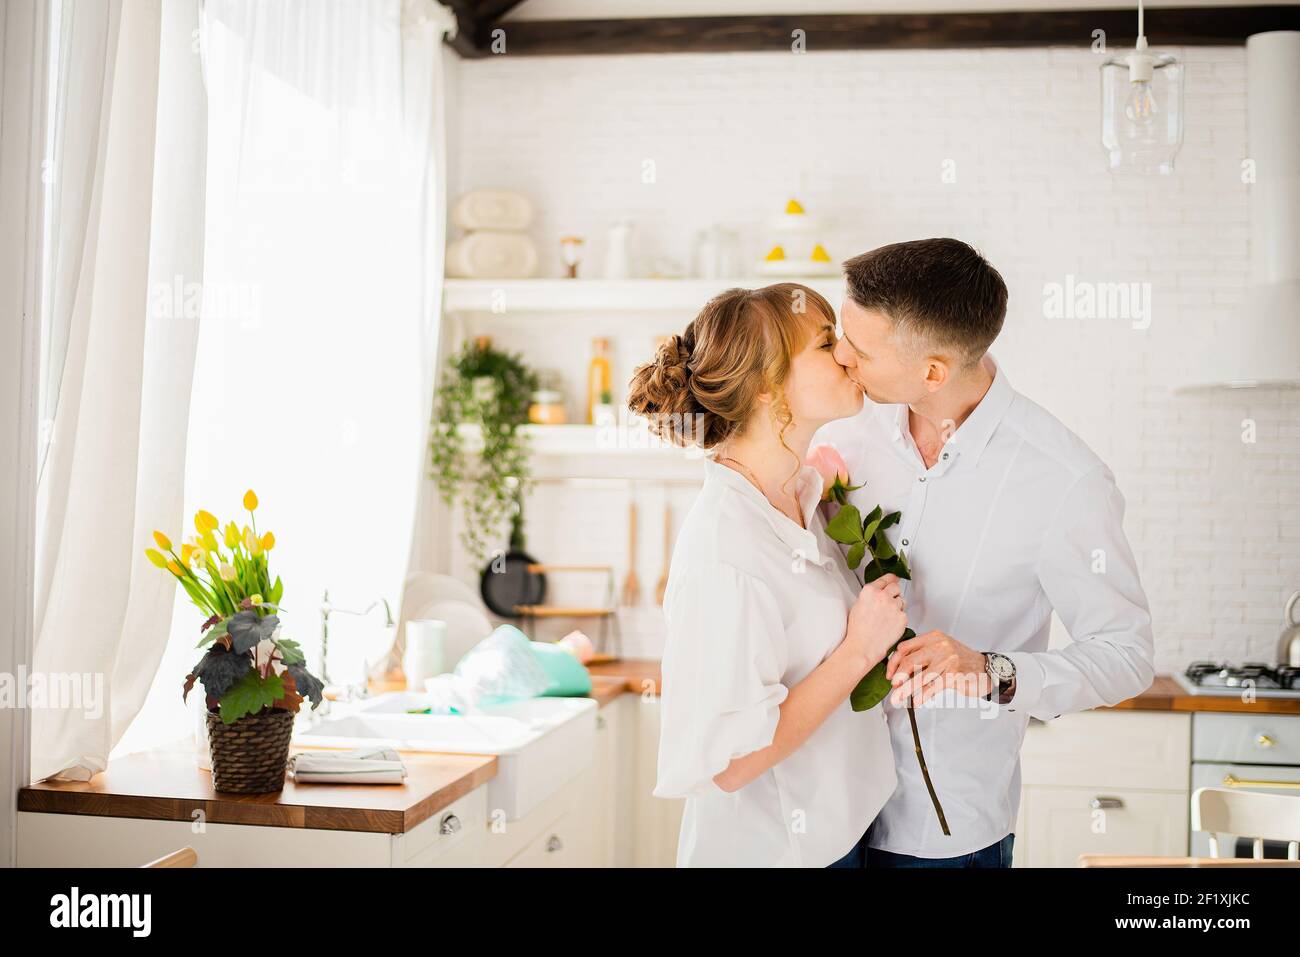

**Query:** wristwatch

left=984, top=652, right=1016, bottom=704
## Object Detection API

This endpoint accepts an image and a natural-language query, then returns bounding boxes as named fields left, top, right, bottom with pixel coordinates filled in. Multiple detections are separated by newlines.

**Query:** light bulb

left=1125, top=80, right=1158, bottom=125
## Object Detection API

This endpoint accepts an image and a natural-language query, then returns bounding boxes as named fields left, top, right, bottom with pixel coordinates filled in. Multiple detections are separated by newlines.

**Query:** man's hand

left=886, top=630, right=992, bottom=706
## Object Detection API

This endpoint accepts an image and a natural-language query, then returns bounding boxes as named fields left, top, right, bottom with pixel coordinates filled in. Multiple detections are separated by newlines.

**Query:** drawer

left=1022, top=786, right=1189, bottom=867
left=1192, top=713, right=1300, bottom=765
left=396, top=787, right=488, bottom=867
left=1020, top=711, right=1190, bottom=790
left=503, top=810, right=582, bottom=868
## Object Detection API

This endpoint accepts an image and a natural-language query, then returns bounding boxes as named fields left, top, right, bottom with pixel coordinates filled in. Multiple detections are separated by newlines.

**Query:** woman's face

left=782, top=315, right=865, bottom=428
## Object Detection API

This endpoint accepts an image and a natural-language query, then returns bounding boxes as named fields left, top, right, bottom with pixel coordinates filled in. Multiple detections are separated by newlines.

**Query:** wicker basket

left=205, top=709, right=294, bottom=794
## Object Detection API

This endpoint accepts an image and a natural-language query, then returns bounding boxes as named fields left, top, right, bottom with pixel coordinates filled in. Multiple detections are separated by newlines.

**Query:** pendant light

left=1100, top=0, right=1185, bottom=174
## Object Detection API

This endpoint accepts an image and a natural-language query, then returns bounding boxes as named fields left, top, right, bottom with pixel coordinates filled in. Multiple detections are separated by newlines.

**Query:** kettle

left=1278, top=590, right=1300, bottom=667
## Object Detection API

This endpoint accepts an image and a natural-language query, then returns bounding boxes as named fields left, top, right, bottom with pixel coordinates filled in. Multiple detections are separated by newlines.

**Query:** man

left=814, top=238, right=1154, bottom=867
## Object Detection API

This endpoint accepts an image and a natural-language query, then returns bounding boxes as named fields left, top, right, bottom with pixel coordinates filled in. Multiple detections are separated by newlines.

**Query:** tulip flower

left=224, top=521, right=240, bottom=548
left=195, top=509, right=219, bottom=534
left=153, top=530, right=172, bottom=551
left=260, top=531, right=275, bottom=551
left=243, top=489, right=258, bottom=511
left=166, top=560, right=184, bottom=576
left=181, top=543, right=196, bottom=566
left=219, top=563, right=237, bottom=581
left=145, top=548, right=168, bottom=568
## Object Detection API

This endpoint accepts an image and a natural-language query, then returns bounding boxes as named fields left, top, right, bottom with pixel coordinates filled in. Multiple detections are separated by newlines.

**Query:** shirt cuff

left=1002, top=651, right=1047, bottom=716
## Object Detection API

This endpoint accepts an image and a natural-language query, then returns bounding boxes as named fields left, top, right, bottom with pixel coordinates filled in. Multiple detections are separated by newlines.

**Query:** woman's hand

left=842, top=574, right=907, bottom=673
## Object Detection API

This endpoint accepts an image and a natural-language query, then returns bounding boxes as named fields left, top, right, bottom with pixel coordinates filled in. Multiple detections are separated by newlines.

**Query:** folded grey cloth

left=289, top=747, right=407, bottom=784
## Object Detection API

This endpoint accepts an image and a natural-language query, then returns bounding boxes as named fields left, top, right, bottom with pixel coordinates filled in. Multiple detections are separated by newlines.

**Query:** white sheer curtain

left=32, top=0, right=208, bottom=782
left=117, top=0, right=453, bottom=755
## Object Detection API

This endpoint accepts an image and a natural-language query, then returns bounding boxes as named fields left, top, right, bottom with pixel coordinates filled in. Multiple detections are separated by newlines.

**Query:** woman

left=627, top=283, right=905, bottom=867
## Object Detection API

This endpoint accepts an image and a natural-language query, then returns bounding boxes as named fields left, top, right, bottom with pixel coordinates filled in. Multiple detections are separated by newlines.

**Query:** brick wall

left=447, top=46, right=1299, bottom=672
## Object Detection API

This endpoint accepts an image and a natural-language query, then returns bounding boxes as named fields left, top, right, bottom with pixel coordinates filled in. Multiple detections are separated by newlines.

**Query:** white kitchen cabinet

left=632, top=692, right=685, bottom=867
left=1021, top=786, right=1188, bottom=867
left=18, top=810, right=396, bottom=867
left=1016, top=710, right=1191, bottom=867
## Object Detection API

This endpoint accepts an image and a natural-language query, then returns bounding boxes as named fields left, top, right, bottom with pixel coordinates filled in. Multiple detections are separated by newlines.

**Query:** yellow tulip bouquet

left=145, top=490, right=323, bottom=725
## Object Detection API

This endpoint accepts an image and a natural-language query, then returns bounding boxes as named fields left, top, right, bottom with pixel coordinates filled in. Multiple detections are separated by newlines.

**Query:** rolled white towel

left=289, top=747, right=407, bottom=785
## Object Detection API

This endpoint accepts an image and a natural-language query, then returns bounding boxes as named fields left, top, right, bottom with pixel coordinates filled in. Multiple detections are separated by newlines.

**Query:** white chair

left=1192, top=786, right=1300, bottom=860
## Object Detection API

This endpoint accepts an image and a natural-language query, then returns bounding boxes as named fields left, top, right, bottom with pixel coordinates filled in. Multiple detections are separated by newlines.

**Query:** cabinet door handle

left=439, top=813, right=462, bottom=835
left=546, top=834, right=563, bottom=853
left=1255, top=734, right=1276, bottom=749
left=1090, top=796, right=1124, bottom=810
left=1222, top=774, right=1300, bottom=790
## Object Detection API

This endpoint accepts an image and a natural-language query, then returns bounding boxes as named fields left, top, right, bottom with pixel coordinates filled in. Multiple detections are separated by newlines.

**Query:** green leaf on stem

left=846, top=541, right=866, bottom=570
left=826, top=504, right=864, bottom=545
left=849, top=628, right=915, bottom=712
left=218, top=669, right=285, bottom=724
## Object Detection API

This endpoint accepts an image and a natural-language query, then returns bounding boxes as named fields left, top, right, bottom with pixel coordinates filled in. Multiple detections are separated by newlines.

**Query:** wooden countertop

left=587, top=658, right=662, bottom=696
left=19, top=665, right=1295, bottom=834
left=18, top=748, right=496, bottom=834
left=591, top=663, right=1300, bottom=716
left=1106, top=675, right=1300, bottom=716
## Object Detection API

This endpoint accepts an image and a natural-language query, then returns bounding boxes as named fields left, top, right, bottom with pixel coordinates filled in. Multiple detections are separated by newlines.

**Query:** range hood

left=1180, top=30, right=1300, bottom=391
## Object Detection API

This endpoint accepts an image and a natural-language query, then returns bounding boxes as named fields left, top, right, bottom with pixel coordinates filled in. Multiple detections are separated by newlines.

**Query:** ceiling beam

left=449, top=6, right=1300, bottom=58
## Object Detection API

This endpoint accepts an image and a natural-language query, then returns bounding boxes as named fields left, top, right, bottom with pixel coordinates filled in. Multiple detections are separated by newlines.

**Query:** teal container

left=529, top=641, right=593, bottom=697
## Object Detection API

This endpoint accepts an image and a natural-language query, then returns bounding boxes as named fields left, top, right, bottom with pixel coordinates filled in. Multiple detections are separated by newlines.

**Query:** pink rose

left=806, top=444, right=850, bottom=501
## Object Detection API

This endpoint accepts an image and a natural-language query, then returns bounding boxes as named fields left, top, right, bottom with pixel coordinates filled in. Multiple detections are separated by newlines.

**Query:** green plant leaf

left=861, top=517, right=881, bottom=543
left=874, top=534, right=896, bottom=561
left=879, top=511, right=901, bottom=530
left=825, top=504, right=864, bottom=545
left=849, top=628, right=914, bottom=712
left=218, top=669, right=285, bottom=724
left=195, top=618, right=229, bottom=649
left=274, top=637, right=305, bottom=665
left=846, top=541, right=866, bottom=570
left=863, top=505, right=882, bottom=528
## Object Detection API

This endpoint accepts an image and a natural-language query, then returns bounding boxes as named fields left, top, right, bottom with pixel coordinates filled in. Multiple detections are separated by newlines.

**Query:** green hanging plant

left=429, top=338, right=538, bottom=564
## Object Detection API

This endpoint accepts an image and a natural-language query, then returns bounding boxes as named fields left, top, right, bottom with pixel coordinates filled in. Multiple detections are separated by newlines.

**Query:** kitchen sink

left=293, top=692, right=597, bottom=820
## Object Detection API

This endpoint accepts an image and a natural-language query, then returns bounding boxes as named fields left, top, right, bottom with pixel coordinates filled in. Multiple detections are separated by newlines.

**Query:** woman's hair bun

left=626, top=327, right=709, bottom=447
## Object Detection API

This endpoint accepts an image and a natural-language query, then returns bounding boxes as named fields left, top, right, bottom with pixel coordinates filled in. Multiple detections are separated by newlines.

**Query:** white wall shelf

left=456, top=422, right=708, bottom=459
left=443, top=277, right=844, bottom=314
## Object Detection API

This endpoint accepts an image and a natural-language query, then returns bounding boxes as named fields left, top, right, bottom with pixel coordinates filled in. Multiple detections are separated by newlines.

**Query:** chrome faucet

left=319, top=589, right=395, bottom=695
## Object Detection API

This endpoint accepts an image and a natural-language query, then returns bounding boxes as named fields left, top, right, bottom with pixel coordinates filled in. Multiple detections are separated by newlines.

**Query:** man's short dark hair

left=842, top=238, right=1007, bottom=366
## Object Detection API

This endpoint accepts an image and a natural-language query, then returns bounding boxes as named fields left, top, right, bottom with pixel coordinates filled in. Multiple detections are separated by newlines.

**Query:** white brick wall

left=447, top=45, right=1299, bottom=673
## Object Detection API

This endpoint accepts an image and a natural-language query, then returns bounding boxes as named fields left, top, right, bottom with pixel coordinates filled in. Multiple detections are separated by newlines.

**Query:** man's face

left=832, top=298, right=933, bottom=405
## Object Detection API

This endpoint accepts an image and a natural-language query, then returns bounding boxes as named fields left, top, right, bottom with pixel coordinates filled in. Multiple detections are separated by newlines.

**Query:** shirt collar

left=947, top=355, right=1015, bottom=467
left=703, top=457, right=828, bottom=564
left=874, top=354, right=1015, bottom=469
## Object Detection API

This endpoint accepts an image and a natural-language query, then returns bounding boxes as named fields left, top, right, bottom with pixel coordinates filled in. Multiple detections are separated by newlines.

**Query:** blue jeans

left=828, top=830, right=1015, bottom=868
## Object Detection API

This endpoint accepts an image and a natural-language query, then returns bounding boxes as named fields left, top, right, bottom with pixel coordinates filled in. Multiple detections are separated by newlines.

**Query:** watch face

left=989, top=654, right=1015, bottom=680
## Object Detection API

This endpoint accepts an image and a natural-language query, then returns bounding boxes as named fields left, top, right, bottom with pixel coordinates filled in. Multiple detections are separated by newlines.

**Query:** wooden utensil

left=655, top=502, right=672, bottom=605
left=621, top=501, right=641, bottom=606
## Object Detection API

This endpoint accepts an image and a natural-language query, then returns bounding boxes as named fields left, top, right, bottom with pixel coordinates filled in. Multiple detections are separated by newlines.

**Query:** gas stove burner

left=1179, top=661, right=1300, bottom=697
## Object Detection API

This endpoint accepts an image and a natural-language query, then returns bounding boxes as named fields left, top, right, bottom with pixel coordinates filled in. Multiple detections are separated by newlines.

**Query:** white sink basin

left=294, top=693, right=597, bottom=820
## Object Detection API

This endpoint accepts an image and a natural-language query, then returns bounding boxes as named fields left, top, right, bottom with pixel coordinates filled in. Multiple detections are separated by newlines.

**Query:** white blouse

left=653, top=457, right=898, bottom=867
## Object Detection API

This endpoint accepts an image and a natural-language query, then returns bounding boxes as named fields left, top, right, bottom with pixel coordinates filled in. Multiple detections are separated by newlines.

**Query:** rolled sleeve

left=653, top=562, right=789, bottom=799
left=1012, top=466, right=1155, bottom=720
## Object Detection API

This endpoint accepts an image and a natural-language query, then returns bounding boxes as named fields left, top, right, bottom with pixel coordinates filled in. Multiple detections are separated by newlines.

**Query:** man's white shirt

left=812, top=357, right=1155, bottom=858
